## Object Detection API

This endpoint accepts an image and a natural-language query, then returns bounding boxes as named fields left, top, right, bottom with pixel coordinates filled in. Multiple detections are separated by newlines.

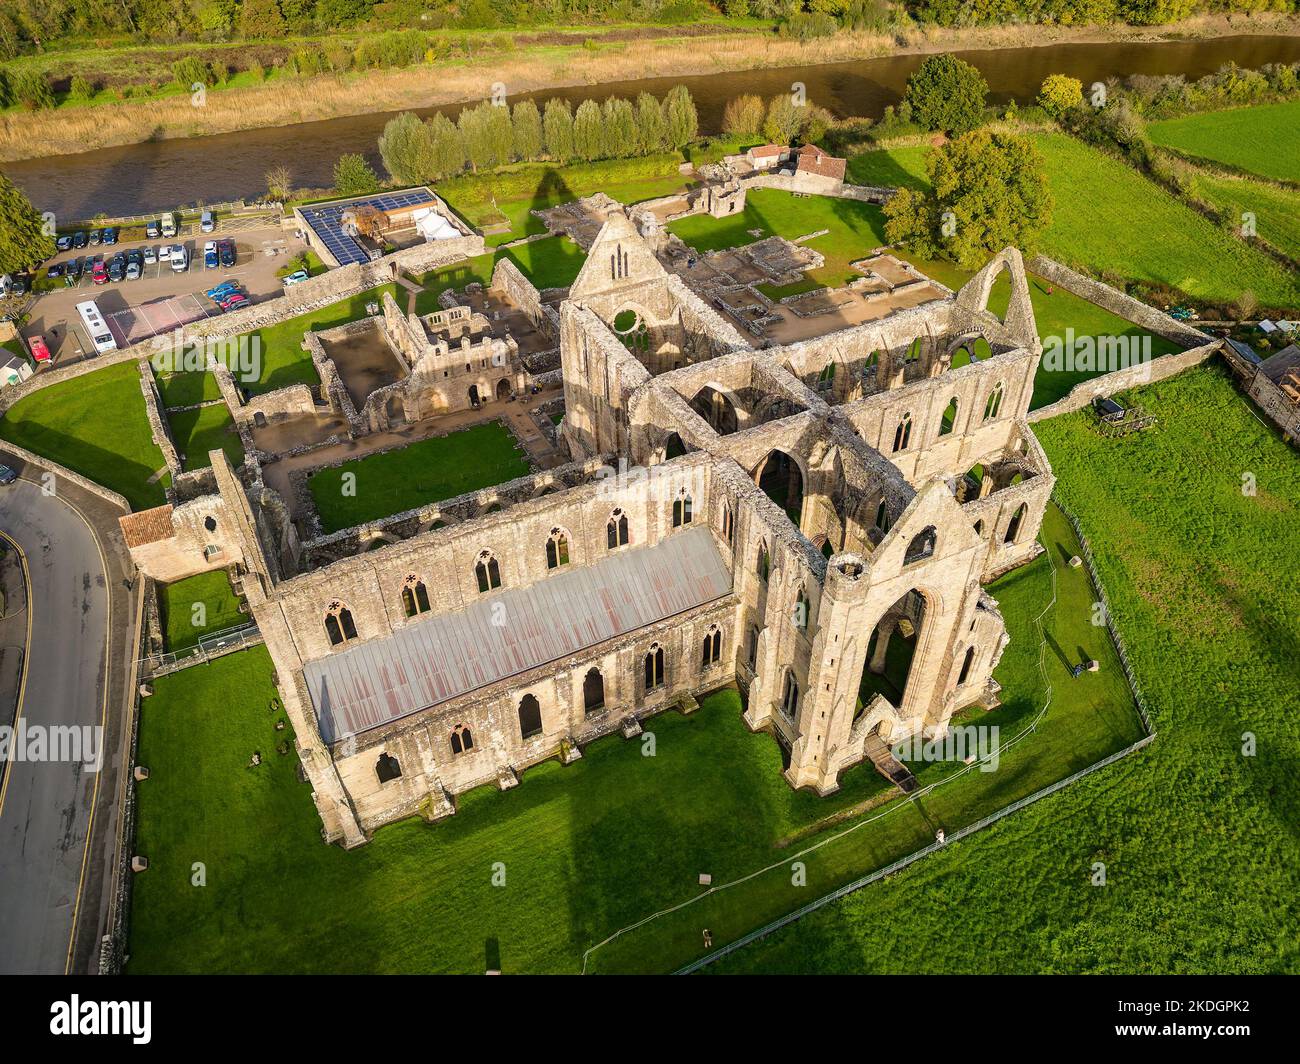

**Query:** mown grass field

left=1149, top=100, right=1300, bottom=184
left=159, top=570, right=246, bottom=652
left=308, top=420, right=530, bottom=533
left=0, top=360, right=168, bottom=510
left=126, top=493, right=1142, bottom=973
left=1187, top=170, right=1300, bottom=263
left=166, top=403, right=244, bottom=472
left=847, top=133, right=1300, bottom=308
left=715, top=364, right=1300, bottom=974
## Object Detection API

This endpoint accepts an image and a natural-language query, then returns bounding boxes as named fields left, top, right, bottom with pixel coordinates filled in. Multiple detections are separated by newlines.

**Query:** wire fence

left=139, top=622, right=263, bottom=678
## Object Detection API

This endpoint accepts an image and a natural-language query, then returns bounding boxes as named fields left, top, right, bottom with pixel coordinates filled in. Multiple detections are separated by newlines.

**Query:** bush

left=333, top=153, right=380, bottom=196
left=779, top=11, right=839, bottom=41
left=1038, top=74, right=1084, bottom=120
left=69, top=75, right=95, bottom=101
left=12, top=69, right=54, bottom=110
left=173, top=56, right=214, bottom=89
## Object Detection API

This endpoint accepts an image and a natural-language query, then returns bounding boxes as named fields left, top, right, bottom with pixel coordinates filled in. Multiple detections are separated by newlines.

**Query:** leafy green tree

left=883, top=131, right=1052, bottom=269
left=603, top=97, right=637, bottom=159
left=240, top=0, right=289, bottom=38
left=635, top=92, right=667, bottom=154
left=333, top=153, right=379, bottom=196
left=173, top=56, right=214, bottom=88
left=379, top=112, right=433, bottom=184
left=904, top=54, right=988, bottom=135
left=485, top=103, right=514, bottom=167
left=458, top=103, right=493, bottom=173
left=573, top=98, right=604, bottom=161
left=0, top=170, right=55, bottom=273
left=427, top=113, right=466, bottom=179
left=12, top=68, right=53, bottom=110
left=663, top=84, right=698, bottom=149
left=543, top=98, right=574, bottom=163
left=69, top=75, right=95, bottom=101
left=763, top=94, right=803, bottom=144
left=0, top=67, right=10, bottom=108
left=512, top=99, right=542, bottom=162
left=722, top=93, right=764, bottom=138
left=1038, top=74, right=1084, bottom=120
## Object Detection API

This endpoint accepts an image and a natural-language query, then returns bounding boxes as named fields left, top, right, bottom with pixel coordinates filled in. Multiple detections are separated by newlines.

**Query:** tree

left=883, top=131, right=1052, bottom=270
left=573, top=98, right=604, bottom=161
left=426, top=113, right=466, bottom=179
left=1038, top=74, right=1084, bottom=120
left=635, top=92, right=667, bottom=155
left=458, top=103, right=494, bottom=173
left=265, top=165, right=293, bottom=201
left=379, top=112, right=433, bottom=184
left=333, top=153, right=379, bottom=196
left=485, top=102, right=514, bottom=167
left=904, top=54, right=988, bottom=135
left=0, top=170, right=55, bottom=274
left=763, top=94, right=805, bottom=145
left=512, top=99, right=542, bottom=162
left=722, top=93, right=764, bottom=138
left=69, top=75, right=95, bottom=101
left=240, top=0, right=288, bottom=38
left=603, top=97, right=637, bottom=159
left=543, top=98, right=574, bottom=163
left=12, top=69, right=53, bottom=110
left=663, top=84, right=698, bottom=150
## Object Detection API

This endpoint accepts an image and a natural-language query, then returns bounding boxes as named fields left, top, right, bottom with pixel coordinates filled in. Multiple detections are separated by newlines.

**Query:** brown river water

left=9, top=33, right=1300, bottom=220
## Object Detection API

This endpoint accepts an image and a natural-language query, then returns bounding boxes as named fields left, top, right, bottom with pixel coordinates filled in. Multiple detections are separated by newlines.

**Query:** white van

left=200, top=210, right=215, bottom=233
left=160, top=212, right=178, bottom=238
left=170, top=245, right=189, bottom=272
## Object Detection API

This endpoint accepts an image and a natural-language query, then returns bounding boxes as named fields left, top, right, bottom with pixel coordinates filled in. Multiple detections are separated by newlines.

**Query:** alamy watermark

left=0, top=722, right=103, bottom=771
left=1041, top=330, right=1153, bottom=375
left=893, top=725, right=1000, bottom=773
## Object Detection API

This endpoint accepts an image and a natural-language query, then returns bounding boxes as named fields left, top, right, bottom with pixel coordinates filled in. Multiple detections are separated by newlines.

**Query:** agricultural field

left=0, top=360, right=168, bottom=510
left=308, top=421, right=530, bottom=533
left=125, top=494, right=1142, bottom=974
left=715, top=364, right=1300, bottom=974
left=159, top=570, right=247, bottom=652
left=1148, top=100, right=1300, bottom=183
left=1186, top=170, right=1300, bottom=264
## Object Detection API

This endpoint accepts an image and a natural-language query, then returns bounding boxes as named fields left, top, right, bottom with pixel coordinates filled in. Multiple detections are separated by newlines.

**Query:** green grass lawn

left=1149, top=100, right=1300, bottom=184
left=156, top=369, right=222, bottom=408
left=308, top=420, right=530, bottom=533
left=159, top=570, right=246, bottom=652
left=127, top=491, right=1143, bottom=974
left=715, top=363, right=1300, bottom=974
left=1188, top=169, right=1300, bottom=264
left=846, top=133, right=1300, bottom=309
left=166, top=404, right=244, bottom=472
left=0, top=360, right=168, bottom=510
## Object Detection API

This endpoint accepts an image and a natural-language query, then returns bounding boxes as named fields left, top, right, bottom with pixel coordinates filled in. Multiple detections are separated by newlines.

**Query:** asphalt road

left=0, top=478, right=110, bottom=974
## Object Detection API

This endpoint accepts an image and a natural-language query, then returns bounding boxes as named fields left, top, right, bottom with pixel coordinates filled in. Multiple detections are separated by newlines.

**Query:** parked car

left=218, top=239, right=236, bottom=268
left=157, top=244, right=172, bottom=262
left=91, top=261, right=109, bottom=285
left=282, top=269, right=310, bottom=287
left=64, top=258, right=83, bottom=285
left=46, top=263, right=64, bottom=279
left=200, top=210, right=215, bottom=233
left=55, top=234, right=73, bottom=252
left=170, top=245, right=188, bottom=272
left=28, top=335, right=52, bottom=364
left=72, top=231, right=89, bottom=249
left=220, top=295, right=249, bottom=312
left=126, top=260, right=142, bottom=281
left=0, top=465, right=17, bottom=486
left=203, top=241, right=219, bottom=269
left=10, top=274, right=29, bottom=296
left=143, top=245, right=158, bottom=265
left=206, top=281, right=242, bottom=301
left=126, top=248, right=144, bottom=268
left=146, top=219, right=161, bottom=239
left=108, top=254, right=126, bottom=282
left=88, top=229, right=102, bottom=246
left=102, top=227, right=118, bottom=245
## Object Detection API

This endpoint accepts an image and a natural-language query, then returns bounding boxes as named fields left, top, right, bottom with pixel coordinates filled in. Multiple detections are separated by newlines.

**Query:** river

left=10, top=33, right=1300, bottom=221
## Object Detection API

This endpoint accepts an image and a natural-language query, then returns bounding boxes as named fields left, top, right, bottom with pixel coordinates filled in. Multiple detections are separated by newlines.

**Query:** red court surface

left=106, top=293, right=219, bottom=347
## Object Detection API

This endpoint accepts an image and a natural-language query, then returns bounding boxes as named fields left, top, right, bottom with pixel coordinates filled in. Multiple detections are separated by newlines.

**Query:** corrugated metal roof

left=305, top=526, right=732, bottom=742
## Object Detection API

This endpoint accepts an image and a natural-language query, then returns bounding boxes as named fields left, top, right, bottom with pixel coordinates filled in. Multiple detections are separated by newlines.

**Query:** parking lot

left=14, top=222, right=309, bottom=366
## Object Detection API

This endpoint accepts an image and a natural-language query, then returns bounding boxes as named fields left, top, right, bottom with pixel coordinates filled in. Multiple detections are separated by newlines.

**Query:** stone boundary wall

left=742, top=172, right=890, bottom=204
left=0, top=439, right=130, bottom=511
left=136, top=358, right=183, bottom=480
left=1027, top=340, right=1222, bottom=422
left=0, top=349, right=140, bottom=416
left=1027, top=255, right=1212, bottom=348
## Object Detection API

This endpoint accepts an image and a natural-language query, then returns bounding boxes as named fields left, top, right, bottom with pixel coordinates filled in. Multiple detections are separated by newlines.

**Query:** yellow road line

left=0, top=529, right=33, bottom=819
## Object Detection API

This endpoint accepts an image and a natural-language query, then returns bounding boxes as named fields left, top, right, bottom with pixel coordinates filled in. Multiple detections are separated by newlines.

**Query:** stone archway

left=496, top=377, right=513, bottom=401
left=860, top=588, right=930, bottom=713
left=468, top=384, right=481, bottom=408
left=755, top=449, right=805, bottom=528
left=689, top=385, right=740, bottom=435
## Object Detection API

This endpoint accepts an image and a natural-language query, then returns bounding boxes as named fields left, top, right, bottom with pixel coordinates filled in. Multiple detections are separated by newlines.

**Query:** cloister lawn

left=716, top=364, right=1300, bottom=974
left=1148, top=100, right=1300, bottom=184
left=0, top=360, right=168, bottom=511
left=308, top=421, right=530, bottom=533
left=159, top=570, right=246, bottom=652
left=127, top=497, right=1142, bottom=973
left=166, top=403, right=244, bottom=472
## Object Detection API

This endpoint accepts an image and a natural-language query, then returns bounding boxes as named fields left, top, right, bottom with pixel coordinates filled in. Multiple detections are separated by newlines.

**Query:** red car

left=27, top=335, right=51, bottom=364
left=91, top=261, right=108, bottom=285
left=220, top=294, right=248, bottom=312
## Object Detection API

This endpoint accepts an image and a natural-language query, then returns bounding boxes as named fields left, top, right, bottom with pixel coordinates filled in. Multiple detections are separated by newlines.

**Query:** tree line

left=376, top=87, right=699, bottom=186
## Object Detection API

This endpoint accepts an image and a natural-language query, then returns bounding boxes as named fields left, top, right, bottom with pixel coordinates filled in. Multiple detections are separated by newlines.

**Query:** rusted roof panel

left=305, top=526, right=732, bottom=742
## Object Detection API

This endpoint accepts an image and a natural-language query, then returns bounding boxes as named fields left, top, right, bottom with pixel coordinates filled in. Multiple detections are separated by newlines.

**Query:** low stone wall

left=136, top=358, right=183, bottom=481
left=743, top=172, right=890, bottom=204
left=0, top=349, right=140, bottom=416
left=1027, top=340, right=1222, bottom=422
left=1028, top=255, right=1212, bottom=348
left=0, top=439, right=130, bottom=511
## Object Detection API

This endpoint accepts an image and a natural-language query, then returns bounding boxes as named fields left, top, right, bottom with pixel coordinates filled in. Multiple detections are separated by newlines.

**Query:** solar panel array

left=300, top=189, right=437, bottom=267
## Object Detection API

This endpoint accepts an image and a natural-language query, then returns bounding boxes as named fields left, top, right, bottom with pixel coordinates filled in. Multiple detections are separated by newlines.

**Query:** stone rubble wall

left=136, top=358, right=183, bottom=483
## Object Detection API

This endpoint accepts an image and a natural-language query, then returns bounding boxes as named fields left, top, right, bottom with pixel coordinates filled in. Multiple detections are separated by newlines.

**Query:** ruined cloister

left=121, top=204, right=1055, bottom=847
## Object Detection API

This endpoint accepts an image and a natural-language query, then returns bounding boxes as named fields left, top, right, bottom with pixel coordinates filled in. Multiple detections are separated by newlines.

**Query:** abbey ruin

left=120, top=206, right=1055, bottom=848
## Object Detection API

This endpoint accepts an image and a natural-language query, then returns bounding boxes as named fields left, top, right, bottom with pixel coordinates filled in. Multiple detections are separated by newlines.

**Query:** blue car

left=102, top=227, right=118, bottom=245
left=205, top=282, right=242, bottom=301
